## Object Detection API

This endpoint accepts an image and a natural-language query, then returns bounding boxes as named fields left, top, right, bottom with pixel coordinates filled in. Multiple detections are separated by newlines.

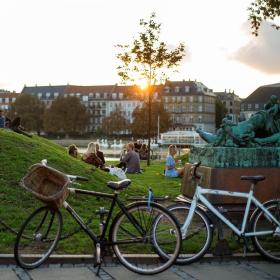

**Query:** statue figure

left=196, top=95, right=280, bottom=147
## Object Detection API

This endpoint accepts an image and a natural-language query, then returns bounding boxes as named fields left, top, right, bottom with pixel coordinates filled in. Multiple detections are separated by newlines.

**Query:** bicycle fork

left=181, top=194, right=199, bottom=239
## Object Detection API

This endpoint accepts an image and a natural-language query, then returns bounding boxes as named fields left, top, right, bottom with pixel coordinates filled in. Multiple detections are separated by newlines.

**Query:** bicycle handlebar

left=40, top=159, right=89, bottom=182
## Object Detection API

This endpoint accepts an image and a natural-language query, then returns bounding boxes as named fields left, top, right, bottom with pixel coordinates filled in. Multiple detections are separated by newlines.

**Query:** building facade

left=241, top=83, right=280, bottom=119
left=161, top=80, right=216, bottom=132
left=214, top=89, right=242, bottom=123
left=22, top=84, right=143, bottom=132
left=21, top=80, right=217, bottom=133
left=0, top=91, right=19, bottom=111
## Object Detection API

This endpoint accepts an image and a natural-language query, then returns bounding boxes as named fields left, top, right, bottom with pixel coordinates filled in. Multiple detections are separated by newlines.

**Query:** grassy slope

left=0, top=129, right=182, bottom=253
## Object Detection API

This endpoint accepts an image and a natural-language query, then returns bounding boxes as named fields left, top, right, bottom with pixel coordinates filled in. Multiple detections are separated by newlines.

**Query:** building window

left=96, top=93, right=100, bottom=99
left=119, top=92, right=123, bottom=99
left=248, top=104, right=251, bottom=109
left=189, top=96, right=193, bottom=102
left=198, top=105, right=203, bottom=112
left=112, top=93, right=117, bottom=99
left=185, top=86, right=190, bottom=92
left=175, top=86, right=180, bottom=93
left=255, top=103, right=259, bottom=109
left=198, top=96, right=203, bottom=102
left=82, top=96, right=88, bottom=102
left=54, top=92, right=59, bottom=98
left=164, top=87, right=170, bottom=93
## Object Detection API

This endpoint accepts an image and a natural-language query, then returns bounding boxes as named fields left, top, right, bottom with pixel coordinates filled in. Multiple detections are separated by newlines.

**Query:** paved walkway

left=1, top=261, right=279, bottom=280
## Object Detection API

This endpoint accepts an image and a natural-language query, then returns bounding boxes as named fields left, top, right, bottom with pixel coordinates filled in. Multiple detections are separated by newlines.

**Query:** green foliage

left=8, top=94, right=45, bottom=134
left=215, top=99, right=228, bottom=129
left=131, top=101, right=171, bottom=137
left=101, top=109, right=129, bottom=136
left=248, top=0, right=280, bottom=36
left=116, top=12, right=185, bottom=86
left=44, top=96, right=90, bottom=135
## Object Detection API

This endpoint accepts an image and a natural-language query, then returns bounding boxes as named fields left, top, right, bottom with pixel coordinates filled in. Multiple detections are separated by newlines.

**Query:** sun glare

left=138, top=80, right=148, bottom=90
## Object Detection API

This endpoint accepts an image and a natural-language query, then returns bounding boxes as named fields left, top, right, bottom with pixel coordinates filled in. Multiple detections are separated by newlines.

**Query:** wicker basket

left=21, top=164, right=70, bottom=209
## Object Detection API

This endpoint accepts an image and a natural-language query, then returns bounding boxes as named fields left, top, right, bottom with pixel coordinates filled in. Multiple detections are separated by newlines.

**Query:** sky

left=0, top=0, right=279, bottom=98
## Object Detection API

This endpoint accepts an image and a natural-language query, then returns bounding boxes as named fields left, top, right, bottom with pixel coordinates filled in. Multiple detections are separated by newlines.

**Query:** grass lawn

left=0, top=129, right=256, bottom=256
left=0, top=129, right=183, bottom=254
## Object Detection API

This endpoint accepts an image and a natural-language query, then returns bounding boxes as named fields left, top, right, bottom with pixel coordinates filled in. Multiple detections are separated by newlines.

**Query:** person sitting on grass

left=120, top=142, right=140, bottom=174
left=68, top=144, right=79, bottom=158
left=139, top=143, right=148, bottom=160
left=82, top=142, right=104, bottom=169
left=95, top=143, right=105, bottom=165
left=165, top=145, right=184, bottom=178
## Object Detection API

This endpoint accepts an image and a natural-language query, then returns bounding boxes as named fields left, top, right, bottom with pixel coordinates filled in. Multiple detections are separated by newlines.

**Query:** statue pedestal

left=183, top=146, right=280, bottom=204
left=189, top=146, right=280, bottom=168
left=181, top=164, right=280, bottom=204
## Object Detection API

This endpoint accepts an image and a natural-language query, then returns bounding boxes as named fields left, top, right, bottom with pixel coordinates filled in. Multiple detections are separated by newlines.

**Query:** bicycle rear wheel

left=109, top=201, right=181, bottom=275
left=161, top=203, right=213, bottom=264
left=250, top=200, right=280, bottom=262
left=14, top=206, right=62, bottom=269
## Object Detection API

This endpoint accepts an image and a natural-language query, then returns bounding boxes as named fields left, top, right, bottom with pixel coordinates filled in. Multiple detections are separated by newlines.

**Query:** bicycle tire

left=109, top=201, right=181, bottom=275
left=156, top=203, right=213, bottom=264
left=250, top=199, right=280, bottom=262
left=14, top=206, right=63, bottom=269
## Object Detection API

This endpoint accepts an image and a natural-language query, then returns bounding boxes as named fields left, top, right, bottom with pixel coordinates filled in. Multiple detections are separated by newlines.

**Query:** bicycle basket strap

left=20, top=164, right=70, bottom=209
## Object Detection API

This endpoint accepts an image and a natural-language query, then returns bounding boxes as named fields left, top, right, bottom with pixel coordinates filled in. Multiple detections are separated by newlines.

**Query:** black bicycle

left=14, top=161, right=181, bottom=275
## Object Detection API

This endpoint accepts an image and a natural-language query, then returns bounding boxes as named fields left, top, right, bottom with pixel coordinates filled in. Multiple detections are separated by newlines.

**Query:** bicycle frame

left=181, top=185, right=280, bottom=239
left=62, top=187, right=145, bottom=246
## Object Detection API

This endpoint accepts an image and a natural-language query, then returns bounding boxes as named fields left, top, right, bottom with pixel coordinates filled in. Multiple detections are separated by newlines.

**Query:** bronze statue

left=196, top=95, right=280, bottom=147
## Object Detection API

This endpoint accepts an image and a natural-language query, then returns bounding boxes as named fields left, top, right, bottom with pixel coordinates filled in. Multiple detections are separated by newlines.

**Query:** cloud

left=167, top=43, right=192, bottom=64
left=231, top=21, right=280, bottom=74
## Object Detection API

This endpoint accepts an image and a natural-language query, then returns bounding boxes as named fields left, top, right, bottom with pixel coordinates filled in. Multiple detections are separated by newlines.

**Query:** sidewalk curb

left=0, top=253, right=264, bottom=265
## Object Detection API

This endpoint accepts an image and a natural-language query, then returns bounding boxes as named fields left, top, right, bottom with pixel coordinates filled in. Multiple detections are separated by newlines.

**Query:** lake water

left=77, top=147, right=185, bottom=161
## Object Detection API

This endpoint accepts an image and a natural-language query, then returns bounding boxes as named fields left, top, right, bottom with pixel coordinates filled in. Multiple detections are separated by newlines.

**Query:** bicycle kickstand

left=94, top=243, right=102, bottom=276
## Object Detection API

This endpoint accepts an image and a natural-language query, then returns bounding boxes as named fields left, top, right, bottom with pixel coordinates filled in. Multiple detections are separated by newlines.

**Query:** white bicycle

left=154, top=162, right=280, bottom=264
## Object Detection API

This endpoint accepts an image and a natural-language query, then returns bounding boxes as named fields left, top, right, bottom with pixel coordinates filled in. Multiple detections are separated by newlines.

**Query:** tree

left=248, top=0, right=280, bottom=36
left=44, top=96, right=89, bottom=135
left=101, top=109, right=129, bottom=136
left=116, top=13, right=185, bottom=165
left=8, top=94, right=45, bottom=134
left=215, top=99, right=228, bottom=129
left=131, top=101, right=171, bottom=137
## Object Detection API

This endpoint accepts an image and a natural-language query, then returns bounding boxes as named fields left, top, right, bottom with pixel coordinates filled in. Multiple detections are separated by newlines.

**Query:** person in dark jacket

left=95, top=143, right=105, bottom=165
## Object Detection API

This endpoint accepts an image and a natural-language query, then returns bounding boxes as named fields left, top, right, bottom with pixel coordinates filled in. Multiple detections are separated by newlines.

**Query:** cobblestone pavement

left=1, top=261, right=279, bottom=280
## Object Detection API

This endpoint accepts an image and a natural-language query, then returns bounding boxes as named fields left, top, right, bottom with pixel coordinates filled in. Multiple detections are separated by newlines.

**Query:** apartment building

left=161, top=80, right=216, bottom=132
left=22, top=84, right=143, bottom=132
left=0, top=91, right=19, bottom=111
left=241, top=83, right=280, bottom=119
left=21, top=80, right=217, bottom=133
left=215, top=89, right=242, bottom=123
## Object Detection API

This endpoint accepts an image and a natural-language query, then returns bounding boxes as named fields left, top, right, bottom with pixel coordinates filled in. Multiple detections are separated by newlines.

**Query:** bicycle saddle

left=240, top=175, right=265, bottom=183
left=107, top=179, right=131, bottom=190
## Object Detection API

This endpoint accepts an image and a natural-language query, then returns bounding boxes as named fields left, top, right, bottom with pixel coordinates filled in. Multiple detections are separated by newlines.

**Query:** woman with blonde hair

left=165, top=145, right=184, bottom=177
left=82, top=142, right=104, bottom=168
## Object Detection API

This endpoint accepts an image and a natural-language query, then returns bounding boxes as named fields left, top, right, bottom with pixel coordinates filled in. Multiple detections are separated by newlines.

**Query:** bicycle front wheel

left=109, top=201, right=181, bottom=275
left=250, top=200, right=280, bottom=262
left=14, top=206, right=62, bottom=269
left=163, top=203, right=213, bottom=264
